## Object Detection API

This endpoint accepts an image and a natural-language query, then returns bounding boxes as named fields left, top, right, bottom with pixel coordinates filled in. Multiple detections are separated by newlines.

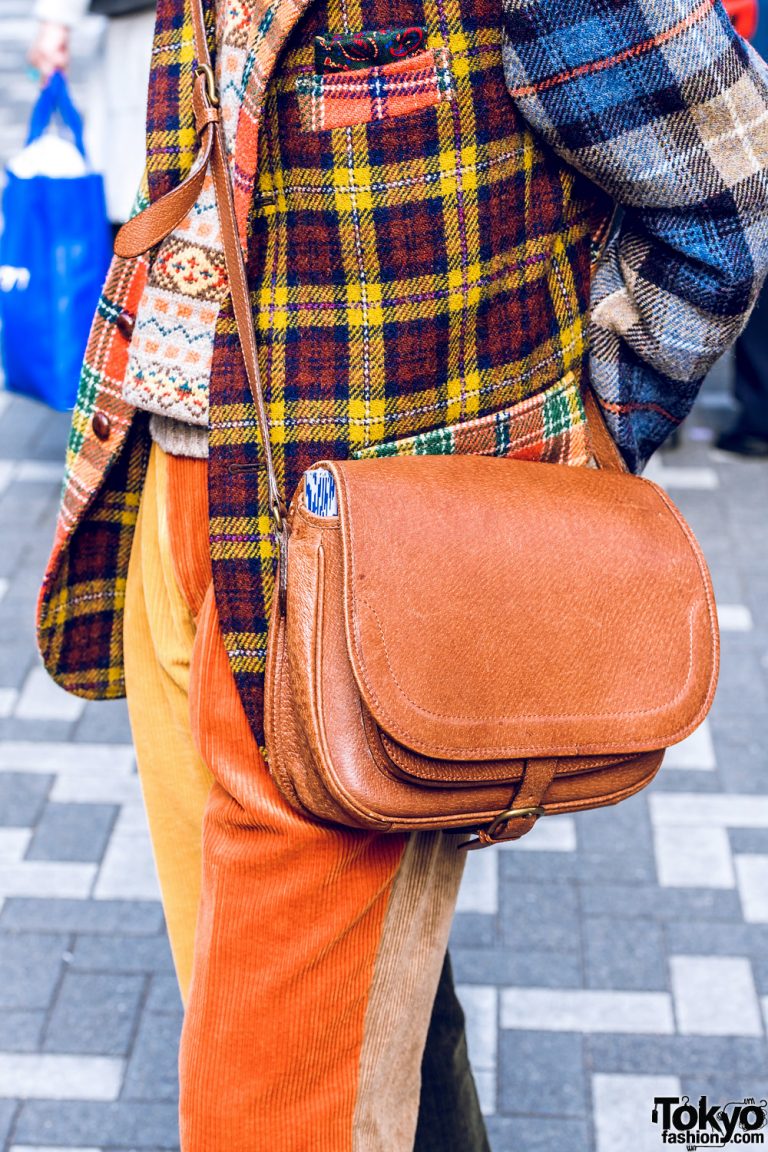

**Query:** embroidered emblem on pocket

left=314, top=26, right=427, bottom=72
left=296, top=47, right=452, bottom=131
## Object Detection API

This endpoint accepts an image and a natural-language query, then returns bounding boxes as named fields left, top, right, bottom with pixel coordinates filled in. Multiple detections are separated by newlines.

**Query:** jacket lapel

left=146, top=0, right=316, bottom=247
left=232, top=0, right=316, bottom=242
left=145, top=0, right=201, bottom=204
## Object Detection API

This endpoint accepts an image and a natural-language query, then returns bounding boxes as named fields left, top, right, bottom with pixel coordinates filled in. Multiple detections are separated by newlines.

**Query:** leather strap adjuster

left=459, top=805, right=545, bottom=851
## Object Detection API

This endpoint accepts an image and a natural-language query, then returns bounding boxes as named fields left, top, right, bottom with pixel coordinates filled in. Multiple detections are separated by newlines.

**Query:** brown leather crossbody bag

left=117, top=0, right=719, bottom=849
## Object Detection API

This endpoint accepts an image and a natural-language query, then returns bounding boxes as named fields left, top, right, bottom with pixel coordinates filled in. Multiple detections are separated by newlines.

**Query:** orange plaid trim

left=295, top=49, right=453, bottom=131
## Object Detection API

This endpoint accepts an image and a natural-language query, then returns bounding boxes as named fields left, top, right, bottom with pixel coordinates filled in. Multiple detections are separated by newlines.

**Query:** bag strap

left=583, top=388, right=626, bottom=471
left=115, top=0, right=625, bottom=508
left=115, top=0, right=288, bottom=529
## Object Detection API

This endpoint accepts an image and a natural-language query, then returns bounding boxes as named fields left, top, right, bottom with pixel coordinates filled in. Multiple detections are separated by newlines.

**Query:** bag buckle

left=459, top=805, right=545, bottom=851
left=195, top=63, right=219, bottom=107
left=270, top=496, right=288, bottom=533
left=487, top=806, right=544, bottom=839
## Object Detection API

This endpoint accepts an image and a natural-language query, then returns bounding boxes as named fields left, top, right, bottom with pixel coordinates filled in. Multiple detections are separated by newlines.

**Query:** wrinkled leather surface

left=264, top=455, right=718, bottom=841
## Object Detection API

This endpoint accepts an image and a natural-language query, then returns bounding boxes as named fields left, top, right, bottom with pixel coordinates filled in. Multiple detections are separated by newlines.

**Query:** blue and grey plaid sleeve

left=502, top=0, right=768, bottom=470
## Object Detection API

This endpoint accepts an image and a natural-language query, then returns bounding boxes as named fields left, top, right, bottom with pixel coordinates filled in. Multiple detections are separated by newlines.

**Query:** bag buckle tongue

left=459, top=805, right=545, bottom=851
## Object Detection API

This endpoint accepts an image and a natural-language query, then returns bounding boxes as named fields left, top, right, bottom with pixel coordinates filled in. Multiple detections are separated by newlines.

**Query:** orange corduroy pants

left=123, top=444, right=468, bottom=1151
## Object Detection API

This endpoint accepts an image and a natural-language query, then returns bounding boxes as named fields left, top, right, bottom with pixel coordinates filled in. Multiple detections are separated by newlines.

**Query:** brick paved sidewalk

left=1, top=7, right=768, bottom=1150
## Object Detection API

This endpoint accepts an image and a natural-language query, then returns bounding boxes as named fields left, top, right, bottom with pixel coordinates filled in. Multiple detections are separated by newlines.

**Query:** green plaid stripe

left=353, top=373, right=589, bottom=462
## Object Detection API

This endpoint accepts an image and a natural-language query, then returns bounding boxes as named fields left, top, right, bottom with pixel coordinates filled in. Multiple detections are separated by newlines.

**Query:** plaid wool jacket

left=37, top=0, right=768, bottom=748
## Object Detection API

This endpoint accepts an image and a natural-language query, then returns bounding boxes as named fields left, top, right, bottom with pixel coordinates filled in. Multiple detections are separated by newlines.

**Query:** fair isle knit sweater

left=118, top=0, right=245, bottom=460
left=124, top=0, right=768, bottom=467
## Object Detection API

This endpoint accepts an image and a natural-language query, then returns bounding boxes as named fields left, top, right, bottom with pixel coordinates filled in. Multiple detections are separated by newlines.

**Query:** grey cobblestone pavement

left=1, top=3, right=768, bottom=1149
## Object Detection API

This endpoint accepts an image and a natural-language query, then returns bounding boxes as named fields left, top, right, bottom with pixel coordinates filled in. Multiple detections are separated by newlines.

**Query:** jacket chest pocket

left=295, top=47, right=454, bottom=131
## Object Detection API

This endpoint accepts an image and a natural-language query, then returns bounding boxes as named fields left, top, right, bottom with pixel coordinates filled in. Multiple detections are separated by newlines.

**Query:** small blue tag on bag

left=305, top=468, right=338, bottom=517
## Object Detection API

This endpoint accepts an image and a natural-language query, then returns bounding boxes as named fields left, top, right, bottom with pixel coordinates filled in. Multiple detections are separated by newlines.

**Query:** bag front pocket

left=295, top=48, right=453, bottom=132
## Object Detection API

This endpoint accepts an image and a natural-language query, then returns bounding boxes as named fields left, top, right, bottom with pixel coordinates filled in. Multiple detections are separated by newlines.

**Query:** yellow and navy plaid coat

left=37, top=0, right=768, bottom=747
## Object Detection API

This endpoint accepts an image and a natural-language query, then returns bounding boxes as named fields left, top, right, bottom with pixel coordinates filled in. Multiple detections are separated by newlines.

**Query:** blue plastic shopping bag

left=0, top=72, right=112, bottom=410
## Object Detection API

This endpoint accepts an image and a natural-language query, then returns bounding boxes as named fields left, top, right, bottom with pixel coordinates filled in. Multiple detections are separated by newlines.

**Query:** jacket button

left=115, top=310, right=135, bottom=339
left=92, top=412, right=111, bottom=441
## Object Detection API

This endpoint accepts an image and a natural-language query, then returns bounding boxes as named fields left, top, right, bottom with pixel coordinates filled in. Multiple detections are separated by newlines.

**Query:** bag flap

left=325, top=455, right=718, bottom=761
